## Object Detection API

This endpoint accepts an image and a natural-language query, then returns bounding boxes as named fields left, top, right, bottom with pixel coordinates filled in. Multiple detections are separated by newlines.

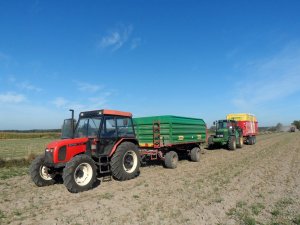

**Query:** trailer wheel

left=63, top=155, right=97, bottom=193
left=190, top=147, right=201, bottom=162
left=228, top=136, right=236, bottom=150
left=248, top=137, right=252, bottom=145
left=253, top=136, right=256, bottom=145
left=208, top=136, right=214, bottom=150
left=248, top=136, right=254, bottom=145
left=29, top=155, right=56, bottom=187
left=164, top=151, right=178, bottom=169
left=111, top=142, right=140, bottom=181
left=236, top=136, right=243, bottom=148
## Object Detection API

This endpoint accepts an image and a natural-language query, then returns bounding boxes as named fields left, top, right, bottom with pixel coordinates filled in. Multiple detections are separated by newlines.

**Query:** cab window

left=116, top=117, right=134, bottom=137
left=101, top=117, right=117, bottom=137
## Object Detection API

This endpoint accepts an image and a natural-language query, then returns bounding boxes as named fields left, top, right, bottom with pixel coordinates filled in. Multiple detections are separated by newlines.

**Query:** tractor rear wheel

left=111, top=142, right=140, bottom=181
left=190, top=147, right=201, bottom=162
left=164, top=151, right=178, bottom=169
left=30, top=155, right=57, bottom=187
left=228, top=136, right=236, bottom=150
left=237, top=136, right=243, bottom=148
left=63, top=155, right=97, bottom=193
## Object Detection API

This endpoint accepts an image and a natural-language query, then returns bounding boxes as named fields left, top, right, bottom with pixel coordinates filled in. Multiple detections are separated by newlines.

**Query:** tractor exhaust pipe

left=69, top=109, right=75, bottom=138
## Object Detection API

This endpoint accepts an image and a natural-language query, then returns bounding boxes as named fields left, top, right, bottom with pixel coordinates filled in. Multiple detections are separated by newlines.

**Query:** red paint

left=108, top=138, right=137, bottom=157
left=102, top=109, right=132, bottom=117
left=236, top=121, right=258, bottom=137
left=47, top=137, right=88, bottom=164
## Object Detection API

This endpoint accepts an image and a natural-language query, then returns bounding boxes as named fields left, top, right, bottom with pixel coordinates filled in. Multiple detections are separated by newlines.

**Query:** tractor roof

left=102, top=109, right=132, bottom=117
left=79, top=109, right=132, bottom=118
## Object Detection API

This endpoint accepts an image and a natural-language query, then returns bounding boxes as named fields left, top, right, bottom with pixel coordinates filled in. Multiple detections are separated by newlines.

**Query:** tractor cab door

left=98, top=116, right=117, bottom=155
left=228, top=121, right=236, bottom=135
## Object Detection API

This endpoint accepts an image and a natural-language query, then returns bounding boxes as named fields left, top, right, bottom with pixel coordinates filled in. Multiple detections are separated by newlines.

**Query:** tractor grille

left=44, top=151, right=53, bottom=164
left=58, top=146, right=67, bottom=161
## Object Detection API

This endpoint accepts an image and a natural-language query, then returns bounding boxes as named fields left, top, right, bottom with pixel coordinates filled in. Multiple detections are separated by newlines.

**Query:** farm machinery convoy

left=30, top=109, right=258, bottom=193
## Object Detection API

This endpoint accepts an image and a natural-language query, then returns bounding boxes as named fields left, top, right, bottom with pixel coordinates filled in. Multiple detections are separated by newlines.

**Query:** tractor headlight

left=45, top=148, right=54, bottom=153
left=217, top=134, right=224, bottom=138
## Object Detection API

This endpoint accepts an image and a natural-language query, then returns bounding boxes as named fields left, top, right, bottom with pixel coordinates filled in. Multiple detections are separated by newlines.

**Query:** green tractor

left=208, top=120, right=243, bottom=150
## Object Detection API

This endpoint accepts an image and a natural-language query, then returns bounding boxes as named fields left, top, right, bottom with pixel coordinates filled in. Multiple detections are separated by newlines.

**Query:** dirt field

left=0, top=132, right=299, bottom=225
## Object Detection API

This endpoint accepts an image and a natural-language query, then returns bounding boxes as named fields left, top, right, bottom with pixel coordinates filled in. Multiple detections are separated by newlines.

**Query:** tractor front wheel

left=111, top=142, right=140, bottom=181
left=237, top=136, right=243, bottom=148
left=63, top=155, right=97, bottom=193
left=228, top=136, right=236, bottom=150
left=29, top=155, right=57, bottom=187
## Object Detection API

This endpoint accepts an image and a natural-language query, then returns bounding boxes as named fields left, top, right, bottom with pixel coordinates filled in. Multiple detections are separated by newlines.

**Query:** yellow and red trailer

left=226, top=113, right=258, bottom=145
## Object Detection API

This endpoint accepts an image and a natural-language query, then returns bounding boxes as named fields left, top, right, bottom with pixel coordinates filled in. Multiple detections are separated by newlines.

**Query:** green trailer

left=133, top=115, right=207, bottom=168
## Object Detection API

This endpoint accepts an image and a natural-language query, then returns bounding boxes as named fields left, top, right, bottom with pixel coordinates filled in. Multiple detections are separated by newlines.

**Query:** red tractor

left=30, top=109, right=140, bottom=193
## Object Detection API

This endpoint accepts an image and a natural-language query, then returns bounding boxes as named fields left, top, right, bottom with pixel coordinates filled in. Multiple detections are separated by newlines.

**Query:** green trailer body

left=133, top=115, right=207, bottom=148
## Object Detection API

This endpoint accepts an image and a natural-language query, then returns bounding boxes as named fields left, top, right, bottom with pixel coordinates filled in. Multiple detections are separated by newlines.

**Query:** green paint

left=133, top=115, right=206, bottom=147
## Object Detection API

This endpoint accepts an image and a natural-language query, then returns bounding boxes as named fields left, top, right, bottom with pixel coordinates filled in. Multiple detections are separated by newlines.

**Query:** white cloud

left=76, top=81, right=103, bottom=93
left=232, top=43, right=300, bottom=110
left=98, top=25, right=133, bottom=51
left=130, top=38, right=141, bottom=50
left=52, top=97, right=68, bottom=108
left=88, top=96, right=108, bottom=108
left=51, top=95, right=109, bottom=112
left=6, top=76, right=42, bottom=92
left=18, top=82, right=42, bottom=92
left=0, top=92, right=26, bottom=103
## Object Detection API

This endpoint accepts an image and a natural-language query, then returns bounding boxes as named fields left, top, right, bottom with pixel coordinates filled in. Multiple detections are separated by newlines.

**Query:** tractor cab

left=62, top=109, right=135, bottom=139
left=215, top=119, right=238, bottom=136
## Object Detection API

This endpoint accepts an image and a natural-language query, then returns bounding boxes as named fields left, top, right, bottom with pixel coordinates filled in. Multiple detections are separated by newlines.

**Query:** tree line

left=292, top=120, right=300, bottom=130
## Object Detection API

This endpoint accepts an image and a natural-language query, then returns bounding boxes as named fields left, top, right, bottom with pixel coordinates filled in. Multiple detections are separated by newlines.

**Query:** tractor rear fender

left=108, top=138, right=139, bottom=157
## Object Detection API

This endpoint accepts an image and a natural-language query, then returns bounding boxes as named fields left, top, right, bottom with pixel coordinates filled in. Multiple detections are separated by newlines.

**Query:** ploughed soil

left=0, top=132, right=299, bottom=225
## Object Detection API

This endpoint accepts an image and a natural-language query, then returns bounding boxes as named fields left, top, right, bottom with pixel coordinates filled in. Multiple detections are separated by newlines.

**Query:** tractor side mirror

left=213, top=121, right=216, bottom=125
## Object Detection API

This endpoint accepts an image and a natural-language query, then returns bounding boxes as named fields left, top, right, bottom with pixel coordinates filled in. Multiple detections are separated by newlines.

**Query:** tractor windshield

left=74, top=117, right=102, bottom=138
left=217, top=121, right=228, bottom=129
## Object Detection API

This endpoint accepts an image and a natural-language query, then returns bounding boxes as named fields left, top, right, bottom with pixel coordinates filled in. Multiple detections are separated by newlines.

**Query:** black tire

left=208, top=136, right=214, bottom=150
left=236, top=136, right=243, bottom=148
left=111, top=142, right=140, bottom=181
left=63, top=155, right=97, bottom=193
left=190, top=147, right=201, bottom=162
left=253, top=136, right=256, bottom=145
left=248, top=136, right=254, bottom=145
left=29, top=155, right=56, bottom=187
left=208, top=144, right=214, bottom=150
left=228, top=136, right=236, bottom=150
left=164, top=151, right=178, bottom=169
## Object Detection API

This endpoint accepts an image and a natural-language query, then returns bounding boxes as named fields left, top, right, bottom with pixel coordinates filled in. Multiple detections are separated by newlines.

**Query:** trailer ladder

left=153, top=121, right=161, bottom=148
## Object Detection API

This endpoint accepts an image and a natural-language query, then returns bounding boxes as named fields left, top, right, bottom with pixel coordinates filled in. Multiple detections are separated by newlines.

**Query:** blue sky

left=1, top=0, right=300, bottom=129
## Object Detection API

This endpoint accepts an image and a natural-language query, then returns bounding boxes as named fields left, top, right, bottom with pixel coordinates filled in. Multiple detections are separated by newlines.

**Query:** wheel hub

left=39, top=166, right=53, bottom=180
left=74, top=163, right=93, bottom=186
left=122, top=150, right=138, bottom=173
